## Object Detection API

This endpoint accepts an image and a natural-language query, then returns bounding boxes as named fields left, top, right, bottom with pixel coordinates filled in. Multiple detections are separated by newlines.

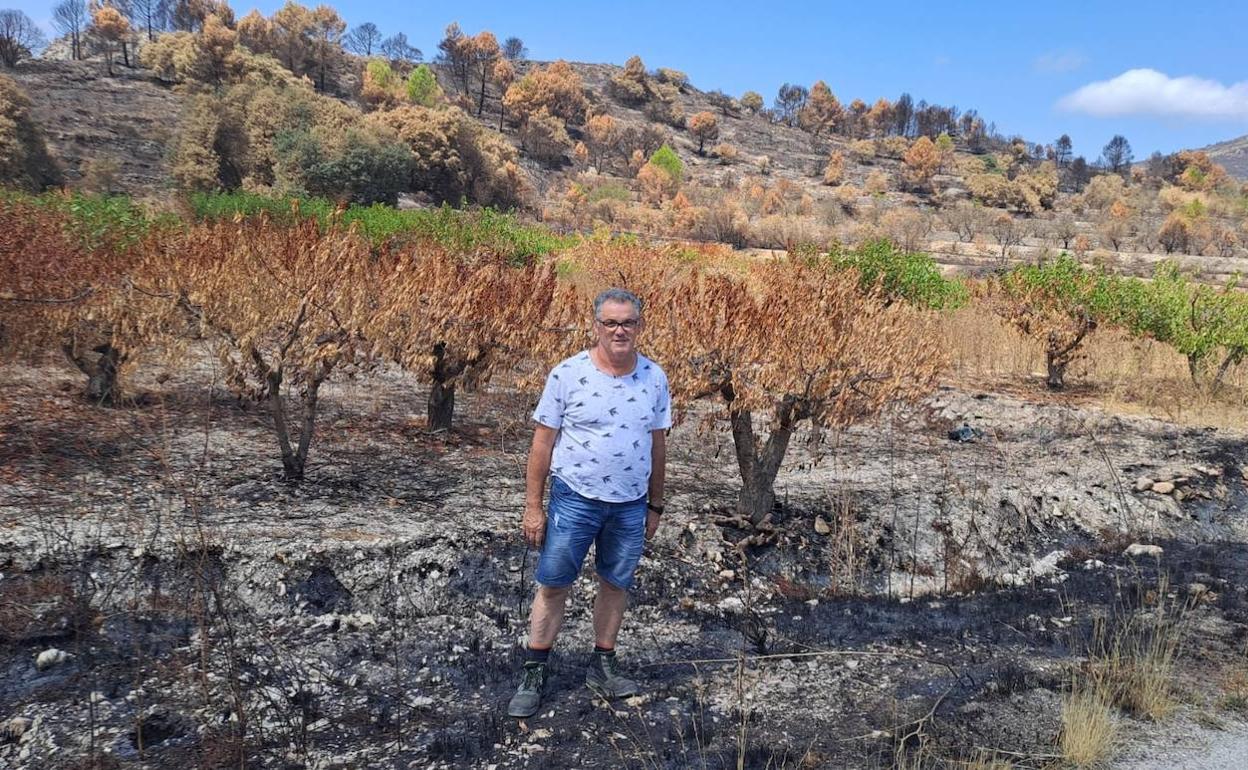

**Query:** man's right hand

left=522, top=505, right=547, bottom=548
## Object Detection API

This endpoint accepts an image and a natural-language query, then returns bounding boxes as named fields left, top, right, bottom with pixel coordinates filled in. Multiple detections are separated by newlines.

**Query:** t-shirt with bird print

left=532, top=351, right=672, bottom=503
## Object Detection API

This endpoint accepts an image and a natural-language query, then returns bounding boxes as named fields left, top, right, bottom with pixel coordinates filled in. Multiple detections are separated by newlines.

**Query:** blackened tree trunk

left=724, top=385, right=799, bottom=526
left=426, top=342, right=490, bottom=433
left=62, top=341, right=125, bottom=405
left=264, top=361, right=330, bottom=482
left=428, top=380, right=455, bottom=432
left=1044, top=314, right=1094, bottom=390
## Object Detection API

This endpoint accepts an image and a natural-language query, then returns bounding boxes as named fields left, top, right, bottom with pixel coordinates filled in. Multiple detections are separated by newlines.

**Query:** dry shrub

left=750, top=213, right=825, bottom=250
left=502, top=59, right=587, bottom=125
left=712, top=143, right=738, bottom=164
left=518, top=107, right=572, bottom=164
left=848, top=139, right=875, bottom=163
left=864, top=169, right=889, bottom=195
left=822, top=150, right=845, bottom=186
left=881, top=208, right=932, bottom=253
left=1059, top=684, right=1120, bottom=768
left=1081, top=174, right=1127, bottom=211
left=80, top=157, right=122, bottom=194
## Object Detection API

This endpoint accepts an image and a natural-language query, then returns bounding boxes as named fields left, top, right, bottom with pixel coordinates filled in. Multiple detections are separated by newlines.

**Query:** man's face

left=594, top=300, right=643, bottom=357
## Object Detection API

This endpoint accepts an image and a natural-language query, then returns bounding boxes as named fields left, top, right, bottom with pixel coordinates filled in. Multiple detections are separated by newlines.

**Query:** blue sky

left=17, top=0, right=1248, bottom=159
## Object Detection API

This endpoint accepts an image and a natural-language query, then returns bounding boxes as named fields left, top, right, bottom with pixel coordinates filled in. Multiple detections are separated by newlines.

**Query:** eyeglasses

left=596, top=318, right=640, bottom=331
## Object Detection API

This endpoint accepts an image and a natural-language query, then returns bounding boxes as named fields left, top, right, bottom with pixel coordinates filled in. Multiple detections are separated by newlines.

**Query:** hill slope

left=1198, top=133, right=1248, bottom=180
left=8, top=59, right=183, bottom=194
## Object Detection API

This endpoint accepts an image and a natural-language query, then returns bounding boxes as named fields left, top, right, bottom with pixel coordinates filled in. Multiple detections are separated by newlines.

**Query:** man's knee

left=597, top=575, right=627, bottom=595
left=536, top=584, right=572, bottom=602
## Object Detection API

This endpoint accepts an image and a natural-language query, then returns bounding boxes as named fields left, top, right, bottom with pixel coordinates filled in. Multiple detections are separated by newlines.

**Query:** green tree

left=405, top=64, right=443, bottom=107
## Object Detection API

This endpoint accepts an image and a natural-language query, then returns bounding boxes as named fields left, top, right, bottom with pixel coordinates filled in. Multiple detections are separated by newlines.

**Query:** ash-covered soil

left=2, top=355, right=1247, bottom=768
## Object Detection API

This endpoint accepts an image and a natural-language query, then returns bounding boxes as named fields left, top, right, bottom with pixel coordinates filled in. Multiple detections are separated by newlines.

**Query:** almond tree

left=992, top=254, right=1113, bottom=390
left=0, top=196, right=161, bottom=404
left=158, top=216, right=379, bottom=481
left=548, top=244, right=944, bottom=527
left=367, top=248, right=556, bottom=431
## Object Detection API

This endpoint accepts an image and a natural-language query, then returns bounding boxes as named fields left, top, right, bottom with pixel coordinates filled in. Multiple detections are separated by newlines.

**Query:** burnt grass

left=2, top=361, right=1248, bottom=768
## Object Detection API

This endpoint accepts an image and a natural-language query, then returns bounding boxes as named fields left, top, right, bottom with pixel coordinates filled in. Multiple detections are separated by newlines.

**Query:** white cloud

left=1033, top=51, right=1087, bottom=74
left=1058, top=68, right=1248, bottom=120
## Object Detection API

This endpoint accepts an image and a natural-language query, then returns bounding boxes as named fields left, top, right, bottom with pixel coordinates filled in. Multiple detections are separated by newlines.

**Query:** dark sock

left=526, top=646, right=551, bottom=664
left=593, top=645, right=615, bottom=656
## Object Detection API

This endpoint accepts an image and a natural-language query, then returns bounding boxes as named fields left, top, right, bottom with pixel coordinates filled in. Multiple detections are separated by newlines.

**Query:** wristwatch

left=647, top=502, right=665, bottom=515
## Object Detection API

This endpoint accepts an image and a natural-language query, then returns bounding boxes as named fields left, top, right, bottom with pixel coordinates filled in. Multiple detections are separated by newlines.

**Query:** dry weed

left=1059, top=684, right=1120, bottom=768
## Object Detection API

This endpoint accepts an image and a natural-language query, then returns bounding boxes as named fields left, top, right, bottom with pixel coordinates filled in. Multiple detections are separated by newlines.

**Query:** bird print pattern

left=532, top=351, right=672, bottom=502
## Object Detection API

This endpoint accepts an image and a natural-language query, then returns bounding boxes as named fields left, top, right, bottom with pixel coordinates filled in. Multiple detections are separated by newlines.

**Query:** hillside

left=1199, top=133, right=1248, bottom=180
left=7, top=50, right=1248, bottom=281
left=8, top=59, right=183, bottom=194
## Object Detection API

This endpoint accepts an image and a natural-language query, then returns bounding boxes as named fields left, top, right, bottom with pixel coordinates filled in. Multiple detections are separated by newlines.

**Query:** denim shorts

left=535, top=476, right=647, bottom=590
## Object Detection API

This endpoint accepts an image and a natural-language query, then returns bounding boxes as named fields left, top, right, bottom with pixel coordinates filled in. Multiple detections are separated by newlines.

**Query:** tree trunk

left=726, top=391, right=798, bottom=526
left=63, top=341, right=124, bottom=406
left=264, top=370, right=301, bottom=480
left=428, top=380, right=455, bottom=432
left=1209, top=349, right=1243, bottom=396
left=1045, top=349, right=1065, bottom=390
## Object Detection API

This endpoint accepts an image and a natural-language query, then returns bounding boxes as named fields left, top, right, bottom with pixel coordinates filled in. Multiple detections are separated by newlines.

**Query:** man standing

left=507, top=288, right=671, bottom=718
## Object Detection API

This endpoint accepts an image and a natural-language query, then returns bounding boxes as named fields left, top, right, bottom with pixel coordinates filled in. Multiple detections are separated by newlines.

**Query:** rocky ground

left=1, top=354, right=1247, bottom=768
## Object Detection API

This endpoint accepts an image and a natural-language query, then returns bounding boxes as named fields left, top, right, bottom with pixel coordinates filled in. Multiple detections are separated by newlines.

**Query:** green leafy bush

left=187, top=192, right=573, bottom=260
left=647, top=144, right=683, bottom=183
left=826, top=239, right=968, bottom=310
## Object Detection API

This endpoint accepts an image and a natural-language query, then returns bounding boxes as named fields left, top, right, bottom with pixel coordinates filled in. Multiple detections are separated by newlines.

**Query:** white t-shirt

left=532, top=351, right=672, bottom=502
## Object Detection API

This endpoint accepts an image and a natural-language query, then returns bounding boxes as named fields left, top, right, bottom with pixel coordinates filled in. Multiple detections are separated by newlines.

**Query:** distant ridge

left=1198, top=133, right=1248, bottom=180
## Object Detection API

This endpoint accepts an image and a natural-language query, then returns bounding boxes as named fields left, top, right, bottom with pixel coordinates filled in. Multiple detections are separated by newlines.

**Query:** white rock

left=718, top=569, right=735, bottom=580
left=814, top=516, right=831, bottom=535
left=1124, top=543, right=1163, bottom=558
left=343, top=613, right=377, bottom=630
left=35, top=648, right=69, bottom=671
left=717, top=597, right=745, bottom=613
left=2, top=717, right=32, bottom=741
left=1133, top=476, right=1154, bottom=491
left=1189, top=582, right=1209, bottom=597
left=1151, top=481, right=1176, bottom=495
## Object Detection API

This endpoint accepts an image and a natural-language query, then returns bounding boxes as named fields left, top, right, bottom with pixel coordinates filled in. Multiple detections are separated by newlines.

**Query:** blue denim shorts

left=535, top=476, right=647, bottom=590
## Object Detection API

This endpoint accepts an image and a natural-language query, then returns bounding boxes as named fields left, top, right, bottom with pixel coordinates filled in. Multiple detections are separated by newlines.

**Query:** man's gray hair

left=593, top=287, right=643, bottom=318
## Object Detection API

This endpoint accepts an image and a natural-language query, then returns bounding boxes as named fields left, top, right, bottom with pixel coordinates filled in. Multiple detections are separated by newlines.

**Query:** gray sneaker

left=585, top=652, right=640, bottom=698
left=507, top=661, right=548, bottom=718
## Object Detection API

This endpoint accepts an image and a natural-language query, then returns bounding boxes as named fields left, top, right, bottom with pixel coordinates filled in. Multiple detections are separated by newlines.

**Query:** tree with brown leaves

left=688, top=111, right=718, bottom=155
left=367, top=249, right=557, bottom=431
left=902, top=135, right=941, bottom=192
left=545, top=245, right=943, bottom=527
left=89, top=4, right=130, bottom=76
left=157, top=216, right=380, bottom=480
left=0, top=197, right=160, bottom=405
left=502, top=60, right=587, bottom=126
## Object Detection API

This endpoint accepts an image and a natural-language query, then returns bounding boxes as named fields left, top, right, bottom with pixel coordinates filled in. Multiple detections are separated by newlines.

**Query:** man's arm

left=646, top=429, right=666, bottom=540
left=522, top=425, right=559, bottom=548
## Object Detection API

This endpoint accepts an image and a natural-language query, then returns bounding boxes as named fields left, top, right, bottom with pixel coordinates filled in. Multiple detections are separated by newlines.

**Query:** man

left=507, top=288, right=671, bottom=719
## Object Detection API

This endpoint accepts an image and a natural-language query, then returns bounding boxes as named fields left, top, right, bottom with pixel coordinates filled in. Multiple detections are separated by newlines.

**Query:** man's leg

left=586, top=497, right=646, bottom=698
left=530, top=584, right=572, bottom=649
left=591, top=577, right=628, bottom=649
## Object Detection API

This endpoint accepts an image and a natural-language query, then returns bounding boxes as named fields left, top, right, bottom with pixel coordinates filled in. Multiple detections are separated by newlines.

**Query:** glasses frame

left=595, top=317, right=641, bottom=331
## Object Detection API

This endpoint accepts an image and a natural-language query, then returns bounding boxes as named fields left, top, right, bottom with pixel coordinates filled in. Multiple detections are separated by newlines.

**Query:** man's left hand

left=645, top=509, right=661, bottom=540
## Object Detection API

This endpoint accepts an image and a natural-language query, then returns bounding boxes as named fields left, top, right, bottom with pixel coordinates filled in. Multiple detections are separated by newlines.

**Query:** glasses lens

left=599, top=319, right=638, bottom=330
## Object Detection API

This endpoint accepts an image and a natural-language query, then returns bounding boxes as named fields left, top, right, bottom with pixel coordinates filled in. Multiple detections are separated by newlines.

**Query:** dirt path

left=1116, top=717, right=1248, bottom=770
